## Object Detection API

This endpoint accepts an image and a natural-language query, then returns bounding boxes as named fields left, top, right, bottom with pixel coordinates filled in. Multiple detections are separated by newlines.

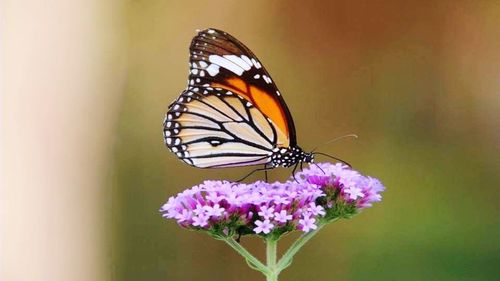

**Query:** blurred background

left=2, top=1, right=499, bottom=280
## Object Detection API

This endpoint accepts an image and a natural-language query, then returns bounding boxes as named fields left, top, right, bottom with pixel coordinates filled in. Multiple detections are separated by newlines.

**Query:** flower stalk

left=221, top=222, right=331, bottom=280
left=160, top=162, right=385, bottom=280
left=277, top=222, right=325, bottom=273
left=223, top=238, right=269, bottom=274
left=266, top=237, right=278, bottom=281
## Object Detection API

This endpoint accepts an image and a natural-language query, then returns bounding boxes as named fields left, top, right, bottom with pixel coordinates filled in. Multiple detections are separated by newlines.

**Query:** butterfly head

left=302, top=151, right=315, bottom=164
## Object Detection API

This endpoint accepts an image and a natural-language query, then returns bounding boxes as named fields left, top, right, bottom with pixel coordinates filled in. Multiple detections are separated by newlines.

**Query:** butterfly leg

left=264, top=166, right=268, bottom=183
left=313, top=163, right=326, bottom=174
left=300, top=161, right=303, bottom=172
left=235, top=167, right=269, bottom=182
left=291, top=163, right=299, bottom=183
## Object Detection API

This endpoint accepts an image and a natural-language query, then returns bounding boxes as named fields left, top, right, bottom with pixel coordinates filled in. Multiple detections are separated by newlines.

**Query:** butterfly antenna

left=313, top=152, right=352, bottom=168
left=311, top=134, right=358, bottom=153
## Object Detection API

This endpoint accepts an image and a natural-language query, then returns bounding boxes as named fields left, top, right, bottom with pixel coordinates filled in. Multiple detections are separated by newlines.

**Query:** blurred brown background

left=1, top=1, right=499, bottom=281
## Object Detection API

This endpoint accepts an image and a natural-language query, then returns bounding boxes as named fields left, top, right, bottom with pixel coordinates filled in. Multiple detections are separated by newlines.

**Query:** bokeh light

left=2, top=1, right=499, bottom=281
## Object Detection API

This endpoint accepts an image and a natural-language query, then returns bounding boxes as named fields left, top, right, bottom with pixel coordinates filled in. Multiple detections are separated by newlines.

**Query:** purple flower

left=258, top=206, right=275, bottom=219
left=204, top=204, right=225, bottom=218
left=160, top=162, right=385, bottom=236
left=254, top=219, right=274, bottom=234
left=175, top=209, right=192, bottom=223
left=344, top=186, right=364, bottom=200
left=193, top=204, right=206, bottom=216
left=274, top=210, right=293, bottom=223
left=206, top=192, right=222, bottom=203
left=192, top=214, right=209, bottom=227
left=307, top=202, right=326, bottom=216
left=298, top=215, right=317, bottom=232
left=272, top=195, right=290, bottom=205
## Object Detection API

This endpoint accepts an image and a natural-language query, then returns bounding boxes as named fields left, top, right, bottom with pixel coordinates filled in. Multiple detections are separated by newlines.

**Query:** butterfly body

left=164, top=28, right=314, bottom=170
left=269, top=146, right=313, bottom=168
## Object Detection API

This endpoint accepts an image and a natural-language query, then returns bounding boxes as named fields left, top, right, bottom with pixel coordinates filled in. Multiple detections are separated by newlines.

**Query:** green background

left=113, top=1, right=500, bottom=280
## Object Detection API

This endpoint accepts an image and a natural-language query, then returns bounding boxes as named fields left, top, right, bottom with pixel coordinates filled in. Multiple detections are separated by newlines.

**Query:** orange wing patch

left=211, top=77, right=289, bottom=139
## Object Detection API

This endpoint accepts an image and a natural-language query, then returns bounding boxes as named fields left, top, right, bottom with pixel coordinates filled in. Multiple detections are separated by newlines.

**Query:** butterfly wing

left=164, top=87, right=278, bottom=168
left=164, top=28, right=296, bottom=168
left=187, top=28, right=297, bottom=147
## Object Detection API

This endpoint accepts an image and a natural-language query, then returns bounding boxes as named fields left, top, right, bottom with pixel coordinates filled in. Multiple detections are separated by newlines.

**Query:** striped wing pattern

left=164, top=28, right=296, bottom=168
left=186, top=28, right=296, bottom=147
left=164, top=87, right=279, bottom=168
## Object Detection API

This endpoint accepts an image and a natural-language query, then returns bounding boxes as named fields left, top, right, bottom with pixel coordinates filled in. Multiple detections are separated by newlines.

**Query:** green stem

left=266, top=238, right=278, bottom=281
left=276, top=221, right=332, bottom=273
left=223, top=238, right=269, bottom=274
left=223, top=220, right=336, bottom=280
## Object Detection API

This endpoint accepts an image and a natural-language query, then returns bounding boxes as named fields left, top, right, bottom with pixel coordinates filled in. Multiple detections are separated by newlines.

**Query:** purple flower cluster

left=160, top=163, right=384, bottom=237
left=296, top=163, right=385, bottom=209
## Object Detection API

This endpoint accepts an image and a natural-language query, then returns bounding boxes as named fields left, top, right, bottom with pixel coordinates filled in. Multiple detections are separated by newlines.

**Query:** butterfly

left=164, top=28, right=340, bottom=176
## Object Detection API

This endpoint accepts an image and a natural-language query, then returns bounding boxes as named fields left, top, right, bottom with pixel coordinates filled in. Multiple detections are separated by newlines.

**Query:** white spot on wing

left=241, top=55, right=253, bottom=67
left=209, top=55, right=244, bottom=75
left=251, top=58, right=262, bottom=69
left=206, top=64, right=220, bottom=76
left=224, top=55, right=251, bottom=70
